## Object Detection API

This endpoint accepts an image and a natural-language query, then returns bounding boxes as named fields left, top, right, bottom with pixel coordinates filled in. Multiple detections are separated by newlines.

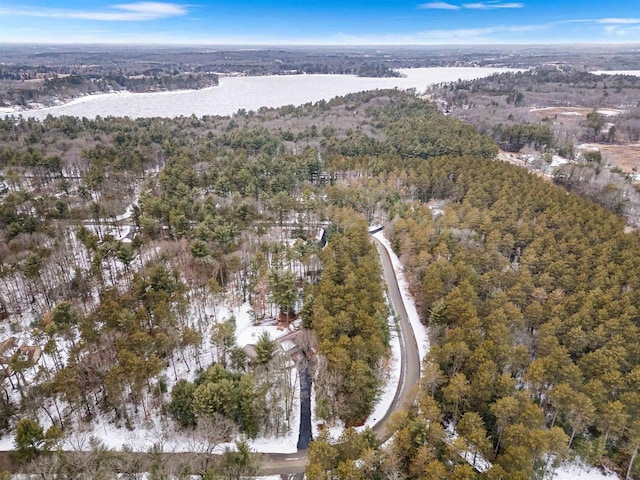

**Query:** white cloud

left=597, top=18, right=640, bottom=25
left=418, top=2, right=461, bottom=9
left=113, top=2, right=187, bottom=16
left=462, top=2, right=524, bottom=9
left=417, top=1, right=523, bottom=11
left=0, top=2, right=188, bottom=21
left=601, top=22, right=640, bottom=37
left=328, top=22, right=549, bottom=45
left=0, top=21, right=554, bottom=46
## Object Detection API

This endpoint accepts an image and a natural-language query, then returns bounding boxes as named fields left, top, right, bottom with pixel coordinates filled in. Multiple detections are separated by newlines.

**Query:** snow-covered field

left=550, top=155, right=571, bottom=168
left=597, top=109, right=624, bottom=117
left=0, top=68, right=520, bottom=120
left=529, top=107, right=625, bottom=117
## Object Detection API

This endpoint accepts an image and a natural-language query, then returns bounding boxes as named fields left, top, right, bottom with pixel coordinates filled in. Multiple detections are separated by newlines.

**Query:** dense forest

left=0, top=87, right=640, bottom=479
left=303, top=96, right=640, bottom=480
left=383, top=157, right=639, bottom=479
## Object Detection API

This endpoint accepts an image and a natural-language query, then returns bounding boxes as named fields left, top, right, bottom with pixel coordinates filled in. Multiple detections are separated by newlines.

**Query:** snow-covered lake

left=0, top=67, right=518, bottom=120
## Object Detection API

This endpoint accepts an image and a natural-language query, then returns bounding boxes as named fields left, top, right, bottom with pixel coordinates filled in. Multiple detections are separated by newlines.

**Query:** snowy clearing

left=597, top=109, right=623, bottom=117
left=551, top=458, right=620, bottom=480
left=550, top=155, right=571, bottom=167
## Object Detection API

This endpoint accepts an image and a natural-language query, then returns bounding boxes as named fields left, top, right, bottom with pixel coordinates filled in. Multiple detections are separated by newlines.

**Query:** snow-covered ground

left=529, top=107, right=625, bottom=117
left=113, top=183, right=144, bottom=223
left=0, top=300, right=302, bottom=455
left=577, top=144, right=601, bottom=152
left=551, top=459, right=619, bottom=480
left=550, top=155, right=571, bottom=168
left=597, top=109, right=623, bottom=117
left=0, top=191, right=316, bottom=457
left=49, top=231, right=413, bottom=454
left=529, top=107, right=582, bottom=115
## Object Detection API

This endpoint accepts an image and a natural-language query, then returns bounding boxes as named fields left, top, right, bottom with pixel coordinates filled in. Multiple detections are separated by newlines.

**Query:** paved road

left=370, top=236, right=421, bottom=441
left=258, top=236, right=422, bottom=475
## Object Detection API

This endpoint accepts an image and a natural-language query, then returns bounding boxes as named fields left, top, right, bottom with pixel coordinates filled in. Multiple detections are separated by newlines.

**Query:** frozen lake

left=1, top=67, right=519, bottom=120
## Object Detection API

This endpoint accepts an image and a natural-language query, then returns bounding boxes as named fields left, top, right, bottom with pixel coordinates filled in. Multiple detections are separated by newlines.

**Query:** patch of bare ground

left=0, top=78, right=45, bottom=90
left=580, top=143, right=640, bottom=177
left=500, top=145, right=640, bottom=231
left=498, top=150, right=528, bottom=166
left=497, top=150, right=549, bottom=180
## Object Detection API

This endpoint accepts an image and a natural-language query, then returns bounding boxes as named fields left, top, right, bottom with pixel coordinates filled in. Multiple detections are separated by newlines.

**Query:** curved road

left=258, top=235, right=422, bottom=476
left=371, top=236, right=421, bottom=441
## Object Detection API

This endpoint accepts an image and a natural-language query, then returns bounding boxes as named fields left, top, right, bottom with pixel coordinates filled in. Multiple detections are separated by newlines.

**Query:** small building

left=18, top=345, right=42, bottom=366
left=241, top=344, right=258, bottom=362
left=0, top=337, right=18, bottom=359
left=0, top=338, right=43, bottom=378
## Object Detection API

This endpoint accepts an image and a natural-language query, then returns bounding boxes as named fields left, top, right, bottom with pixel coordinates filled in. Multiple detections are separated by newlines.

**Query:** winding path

left=258, top=234, right=422, bottom=475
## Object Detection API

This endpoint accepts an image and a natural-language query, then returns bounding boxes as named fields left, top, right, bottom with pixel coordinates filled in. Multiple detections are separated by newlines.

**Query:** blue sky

left=0, top=0, right=639, bottom=45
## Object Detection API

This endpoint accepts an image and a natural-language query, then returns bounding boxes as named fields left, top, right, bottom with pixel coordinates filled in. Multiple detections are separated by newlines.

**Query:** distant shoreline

left=1, top=67, right=523, bottom=120
left=0, top=82, right=223, bottom=116
left=0, top=71, right=397, bottom=115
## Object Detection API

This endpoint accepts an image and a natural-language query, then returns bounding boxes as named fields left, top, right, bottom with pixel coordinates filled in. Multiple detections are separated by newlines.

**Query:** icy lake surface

left=1, top=67, right=518, bottom=120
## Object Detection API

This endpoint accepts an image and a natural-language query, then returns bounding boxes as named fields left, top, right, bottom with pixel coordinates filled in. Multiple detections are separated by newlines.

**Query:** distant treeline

left=0, top=72, right=219, bottom=108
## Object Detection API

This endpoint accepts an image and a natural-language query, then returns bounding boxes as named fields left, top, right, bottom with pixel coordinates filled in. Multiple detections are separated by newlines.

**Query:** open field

left=579, top=143, right=640, bottom=176
left=529, top=106, right=626, bottom=118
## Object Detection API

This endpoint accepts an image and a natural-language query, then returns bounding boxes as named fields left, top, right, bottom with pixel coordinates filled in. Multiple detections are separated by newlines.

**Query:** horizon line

left=2, top=41, right=640, bottom=48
